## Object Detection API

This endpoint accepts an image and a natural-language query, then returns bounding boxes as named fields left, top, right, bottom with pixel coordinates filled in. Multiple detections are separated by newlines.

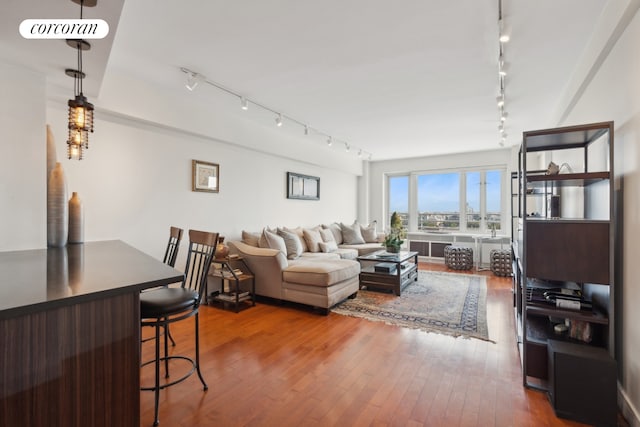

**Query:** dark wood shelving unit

left=512, top=121, right=617, bottom=424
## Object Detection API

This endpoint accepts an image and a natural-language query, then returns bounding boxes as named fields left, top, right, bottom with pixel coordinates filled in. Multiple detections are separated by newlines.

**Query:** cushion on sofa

left=303, top=228, right=323, bottom=252
left=242, top=230, right=261, bottom=247
left=263, top=229, right=287, bottom=255
left=339, top=242, right=383, bottom=256
left=340, top=222, right=365, bottom=245
left=333, top=248, right=358, bottom=260
left=319, top=240, right=338, bottom=253
left=283, top=226, right=309, bottom=252
left=322, top=223, right=343, bottom=245
left=319, top=228, right=335, bottom=243
left=360, top=223, right=378, bottom=243
left=277, top=229, right=303, bottom=260
left=283, top=259, right=360, bottom=287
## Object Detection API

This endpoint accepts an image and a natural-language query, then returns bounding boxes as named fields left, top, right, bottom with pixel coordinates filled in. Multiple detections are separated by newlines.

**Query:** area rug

left=332, top=270, right=490, bottom=341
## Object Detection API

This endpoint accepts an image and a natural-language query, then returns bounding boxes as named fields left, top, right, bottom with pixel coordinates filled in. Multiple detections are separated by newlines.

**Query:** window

left=388, top=175, right=409, bottom=229
left=417, top=173, right=460, bottom=231
left=386, top=169, right=504, bottom=234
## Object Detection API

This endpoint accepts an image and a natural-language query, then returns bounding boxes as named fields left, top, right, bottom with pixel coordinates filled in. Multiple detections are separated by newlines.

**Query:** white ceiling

left=1, top=0, right=610, bottom=161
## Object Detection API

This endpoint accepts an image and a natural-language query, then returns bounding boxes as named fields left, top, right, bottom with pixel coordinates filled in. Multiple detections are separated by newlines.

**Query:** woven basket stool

left=490, top=249, right=511, bottom=277
left=444, top=245, right=473, bottom=270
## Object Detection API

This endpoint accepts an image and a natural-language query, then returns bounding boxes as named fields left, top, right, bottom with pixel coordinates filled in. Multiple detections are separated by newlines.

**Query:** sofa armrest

left=228, top=241, right=288, bottom=300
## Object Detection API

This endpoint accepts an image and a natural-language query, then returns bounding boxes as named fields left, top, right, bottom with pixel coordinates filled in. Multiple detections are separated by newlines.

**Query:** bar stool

left=140, top=229, right=218, bottom=426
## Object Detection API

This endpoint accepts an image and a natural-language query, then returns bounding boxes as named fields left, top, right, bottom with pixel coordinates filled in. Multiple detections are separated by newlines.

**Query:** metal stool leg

left=153, top=323, right=161, bottom=426
left=194, top=312, right=208, bottom=390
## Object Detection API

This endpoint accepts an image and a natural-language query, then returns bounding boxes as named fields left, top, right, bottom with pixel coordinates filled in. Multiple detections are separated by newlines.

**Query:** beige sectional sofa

left=229, top=222, right=384, bottom=313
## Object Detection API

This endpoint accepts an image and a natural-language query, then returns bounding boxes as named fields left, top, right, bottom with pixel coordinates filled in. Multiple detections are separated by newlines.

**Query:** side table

left=207, top=256, right=255, bottom=312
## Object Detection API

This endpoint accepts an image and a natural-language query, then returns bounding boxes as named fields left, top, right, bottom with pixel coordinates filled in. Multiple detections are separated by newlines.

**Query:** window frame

left=385, top=166, right=506, bottom=235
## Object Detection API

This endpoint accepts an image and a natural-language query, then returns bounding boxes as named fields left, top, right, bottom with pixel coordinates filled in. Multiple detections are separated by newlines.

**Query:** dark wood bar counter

left=0, top=240, right=184, bottom=427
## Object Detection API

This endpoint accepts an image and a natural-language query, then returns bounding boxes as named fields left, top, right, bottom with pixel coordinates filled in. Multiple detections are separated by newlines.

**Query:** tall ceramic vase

left=46, top=124, right=57, bottom=181
left=68, top=192, right=84, bottom=244
left=47, top=162, right=68, bottom=247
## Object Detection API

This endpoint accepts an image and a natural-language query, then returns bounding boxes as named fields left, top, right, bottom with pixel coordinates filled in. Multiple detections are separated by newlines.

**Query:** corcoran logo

left=19, top=19, right=109, bottom=39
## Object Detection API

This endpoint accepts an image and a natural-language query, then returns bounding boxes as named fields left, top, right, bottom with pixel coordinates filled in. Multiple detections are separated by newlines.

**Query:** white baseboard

left=619, top=383, right=640, bottom=427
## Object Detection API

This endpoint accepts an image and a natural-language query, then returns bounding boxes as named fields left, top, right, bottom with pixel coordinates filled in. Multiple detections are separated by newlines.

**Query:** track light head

left=327, top=136, right=332, bottom=146
left=185, top=72, right=203, bottom=91
left=496, top=95, right=505, bottom=107
left=275, top=114, right=283, bottom=127
left=240, top=97, right=248, bottom=110
left=499, top=19, right=510, bottom=43
left=500, top=111, right=508, bottom=122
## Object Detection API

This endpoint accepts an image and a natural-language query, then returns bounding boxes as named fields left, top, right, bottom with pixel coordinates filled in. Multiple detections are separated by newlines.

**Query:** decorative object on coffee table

left=383, top=211, right=405, bottom=253
left=333, top=270, right=490, bottom=342
left=444, top=245, right=473, bottom=270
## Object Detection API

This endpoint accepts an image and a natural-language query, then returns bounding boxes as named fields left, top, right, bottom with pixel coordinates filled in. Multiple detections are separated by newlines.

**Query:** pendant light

left=66, top=0, right=96, bottom=160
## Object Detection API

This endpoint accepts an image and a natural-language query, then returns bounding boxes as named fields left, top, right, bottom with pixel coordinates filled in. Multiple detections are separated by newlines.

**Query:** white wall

left=366, top=148, right=512, bottom=230
left=561, top=5, right=640, bottom=425
left=0, top=61, right=46, bottom=251
left=45, top=103, right=358, bottom=268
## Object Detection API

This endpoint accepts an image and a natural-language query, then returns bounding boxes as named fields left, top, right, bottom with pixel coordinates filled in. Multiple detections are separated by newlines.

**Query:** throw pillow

left=258, top=227, right=276, bottom=248
left=322, top=223, right=343, bottom=244
left=319, top=228, right=335, bottom=243
left=277, top=229, right=303, bottom=260
left=302, top=228, right=323, bottom=253
left=340, top=221, right=365, bottom=245
left=263, top=229, right=287, bottom=255
left=283, top=226, right=309, bottom=252
left=360, top=223, right=378, bottom=243
left=319, top=241, right=338, bottom=253
left=242, top=230, right=260, bottom=247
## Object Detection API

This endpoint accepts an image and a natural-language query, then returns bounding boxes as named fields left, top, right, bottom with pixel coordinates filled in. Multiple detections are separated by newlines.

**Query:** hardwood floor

left=140, top=263, right=591, bottom=427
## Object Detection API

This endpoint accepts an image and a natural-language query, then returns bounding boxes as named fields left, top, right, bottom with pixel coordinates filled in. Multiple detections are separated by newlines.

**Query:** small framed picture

left=287, top=172, right=320, bottom=200
left=192, top=160, right=219, bottom=193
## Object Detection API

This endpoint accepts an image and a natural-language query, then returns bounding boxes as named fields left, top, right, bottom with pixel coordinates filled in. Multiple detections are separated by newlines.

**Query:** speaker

left=547, top=339, right=617, bottom=427
left=549, top=195, right=561, bottom=218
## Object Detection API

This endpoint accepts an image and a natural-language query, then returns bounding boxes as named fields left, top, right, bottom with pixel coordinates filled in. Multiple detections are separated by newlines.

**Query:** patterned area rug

left=332, top=270, right=490, bottom=341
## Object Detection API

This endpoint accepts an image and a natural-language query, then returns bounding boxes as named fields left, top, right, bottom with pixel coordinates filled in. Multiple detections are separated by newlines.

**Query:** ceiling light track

left=179, top=66, right=372, bottom=160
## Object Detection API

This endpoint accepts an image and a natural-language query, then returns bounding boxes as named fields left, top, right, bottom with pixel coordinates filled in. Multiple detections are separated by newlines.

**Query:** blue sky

left=389, top=171, right=502, bottom=213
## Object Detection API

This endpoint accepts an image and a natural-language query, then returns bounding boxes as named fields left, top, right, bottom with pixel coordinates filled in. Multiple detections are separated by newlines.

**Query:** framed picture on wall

left=192, top=160, right=219, bottom=193
left=287, top=172, right=320, bottom=200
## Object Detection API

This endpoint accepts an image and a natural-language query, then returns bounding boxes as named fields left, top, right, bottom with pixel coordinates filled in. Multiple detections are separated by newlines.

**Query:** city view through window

left=388, top=170, right=502, bottom=233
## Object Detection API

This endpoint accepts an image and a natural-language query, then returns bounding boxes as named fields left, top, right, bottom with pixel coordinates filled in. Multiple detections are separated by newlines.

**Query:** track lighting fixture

left=499, top=19, right=510, bottom=43
left=185, top=72, right=203, bottom=91
left=178, top=67, right=370, bottom=159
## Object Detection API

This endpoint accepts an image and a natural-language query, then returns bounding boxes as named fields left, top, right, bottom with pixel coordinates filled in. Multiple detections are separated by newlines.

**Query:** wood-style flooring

left=140, top=263, right=592, bottom=427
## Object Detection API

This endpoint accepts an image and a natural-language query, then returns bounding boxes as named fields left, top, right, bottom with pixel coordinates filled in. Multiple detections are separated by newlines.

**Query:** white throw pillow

left=277, top=229, right=303, bottom=260
left=319, top=228, right=335, bottom=243
left=303, top=228, right=323, bottom=252
left=322, top=223, right=343, bottom=244
left=263, top=229, right=287, bottom=255
left=319, top=241, right=338, bottom=253
left=283, top=226, right=309, bottom=252
left=360, top=223, right=378, bottom=243
left=340, top=221, right=365, bottom=245
left=242, top=230, right=260, bottom=247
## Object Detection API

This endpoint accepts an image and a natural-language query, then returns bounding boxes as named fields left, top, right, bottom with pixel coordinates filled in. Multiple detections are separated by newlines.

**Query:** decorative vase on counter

left=47, top=162, right=68, bottom=247
left=46, top=124, right=57, bottom=181
left=68, top=192, right=84, bottom=244
left=215, top=236, right=229, bottom=259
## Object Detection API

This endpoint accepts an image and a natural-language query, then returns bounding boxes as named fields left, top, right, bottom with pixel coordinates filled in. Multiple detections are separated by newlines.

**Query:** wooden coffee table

left=357, top=250, right=419, bottom=296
